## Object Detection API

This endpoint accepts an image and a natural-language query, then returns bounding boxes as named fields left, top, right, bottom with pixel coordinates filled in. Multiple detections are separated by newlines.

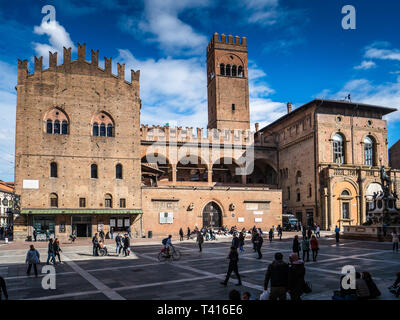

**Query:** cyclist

left=162, top=235, right=173, bottom=257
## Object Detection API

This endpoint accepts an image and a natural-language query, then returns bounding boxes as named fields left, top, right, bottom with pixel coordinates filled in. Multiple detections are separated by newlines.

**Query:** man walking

left=264, top=252, right=289, bottom=300
left=220, top=246, right=242, bottom=286
left=315, top=225, right=320, bottom=238
left=187, top=227, right=191, bottom=240
left=26, top=244, right=40, bottom=277
left=268, top=228, right=274, bottom=243
left=179, top=228, right=184, bottom=241
left=115, top=233, right=121, bottom=255
left=123, top=234, right=130, bottom=256
left=46, top=238, right=57, bottom=265
left=33, top=228, right=37, bottom=242
left=277, top=225, right=283, bottom=240
left=197, top=231, right=204, bottom=252
left=335, top=225, right=340, bottom=245
left=232, top=233, right=240, bottom=250
left=301, top=236, right=310, bottom=262
left=92, top=233, right=99, bottom=256
left=255, top=232, right=263, bottom=259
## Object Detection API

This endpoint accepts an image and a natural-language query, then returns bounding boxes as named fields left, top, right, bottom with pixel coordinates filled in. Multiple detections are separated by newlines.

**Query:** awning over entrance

left=21, top=209, right=143, bottom=215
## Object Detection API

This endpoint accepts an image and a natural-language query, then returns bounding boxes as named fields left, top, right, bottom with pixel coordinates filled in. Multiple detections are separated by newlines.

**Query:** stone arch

left=245, top=158, right=278, bottom=184
left=43, top=107, right=70, bottom=134
left=201, top=200, right=224, bottom=228
left=332, top=178, right=359, bottom=228
left=212, top=157, right=242, bottom=183
left=176, top=154, right=208, bottom=182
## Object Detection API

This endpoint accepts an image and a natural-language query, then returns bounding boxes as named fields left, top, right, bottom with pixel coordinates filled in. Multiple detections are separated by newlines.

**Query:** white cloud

left=242, top=0, right=280, bottom=25
left=365, top=47, right=400, bottom=61
left=119, top=0, right=209, bottom=55
left=354, top=60, right=376, bottom=70
left=33, top=20, right=76, bottom=65
left=320, top=77, right=400, bottom=121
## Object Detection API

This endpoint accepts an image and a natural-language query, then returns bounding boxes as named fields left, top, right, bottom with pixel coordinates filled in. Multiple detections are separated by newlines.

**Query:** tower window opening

left=232, top=104, right=235, bottom=111
left=226, top=64, right=231, bottom=76
left=232, top=65, right=237, bottom=77
left=220, top=63, right=225, bottom=76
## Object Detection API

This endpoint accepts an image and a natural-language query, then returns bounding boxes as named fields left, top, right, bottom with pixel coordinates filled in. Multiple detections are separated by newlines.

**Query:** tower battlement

left=17, top=43, right=140, bottom=86
left=207, top=32, right=247, bottom=54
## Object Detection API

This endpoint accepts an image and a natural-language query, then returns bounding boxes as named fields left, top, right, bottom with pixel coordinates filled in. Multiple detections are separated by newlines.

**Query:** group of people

left=114, top=233, right=131, bottom=257
left=0, top=225, right=12, bottom=240
left=292, top=234, right=320, bottom=262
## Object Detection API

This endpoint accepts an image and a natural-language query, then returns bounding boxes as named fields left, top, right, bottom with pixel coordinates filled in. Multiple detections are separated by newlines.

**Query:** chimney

left=287, top=102, right=292, bottom=114
left=255, top=122, right=259, bottom=132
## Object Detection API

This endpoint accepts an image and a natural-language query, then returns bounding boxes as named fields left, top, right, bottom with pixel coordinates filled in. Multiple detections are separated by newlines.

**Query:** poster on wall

left=117, top=219, right=123, bottom=227
left=124, top=218, right=130, bottom=226
left=59, top=223, right=66, bottom=233
left=98, top=223, right=104, bottom=231
left=110, top=219, right=115, bottom=227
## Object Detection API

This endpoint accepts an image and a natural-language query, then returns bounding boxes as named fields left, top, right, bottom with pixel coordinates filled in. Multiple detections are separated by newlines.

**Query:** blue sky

left=1, top=0, right=400, bottom=181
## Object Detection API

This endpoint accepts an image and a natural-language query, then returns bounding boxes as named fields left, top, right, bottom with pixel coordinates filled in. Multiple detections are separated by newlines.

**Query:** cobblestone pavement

left=1, top=235, right=399, bottom=300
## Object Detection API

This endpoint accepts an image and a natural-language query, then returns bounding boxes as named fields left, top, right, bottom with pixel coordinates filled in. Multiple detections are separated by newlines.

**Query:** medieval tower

left=206, top=33, right=250, bottom=131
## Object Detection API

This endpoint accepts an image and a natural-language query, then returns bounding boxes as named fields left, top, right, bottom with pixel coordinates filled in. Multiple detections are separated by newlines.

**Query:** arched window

left=93, top=123, right=99, bottom=136
left=238, top=66, right=243, bottom=77
left=116, top=164, right=122, bottom=179
left=46, top=120, right=53, bottom=134
left=54, top=120, right=60, bottom=134
left=364, top=136, right=374, bottom=166
left=341, top=190, right=350, bottom=196
left=107, top=124, right=113, bottom=137
left=50, top=193, right=58, bottom=208
left=100, top=123, right=106, bottom=137
left=50, top=162, right=57, bottom=178
left=295, top=171, right=302, bottom=184
left=226, top=64, right=231, bottom=76
left=61, top=121, right=68, bottom=135
left=105, top=194, right=112, bottom=208
left=91, top=164, right=98, bottom=179
left=333, top=133, right=345, bottom=164
left=220, top=63, right=225, bottom=76
left=232, top=65, right=237, bottom=77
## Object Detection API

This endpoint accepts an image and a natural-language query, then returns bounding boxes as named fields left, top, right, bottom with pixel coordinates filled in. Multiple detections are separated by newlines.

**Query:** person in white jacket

left=26, top=245, right=40, bottom=277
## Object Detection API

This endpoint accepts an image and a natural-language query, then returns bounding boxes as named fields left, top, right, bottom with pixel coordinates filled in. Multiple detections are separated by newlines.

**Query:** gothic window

left=116, top=164, right=123, bottom=179
left=107, top=124, right=113, bottom=137
left=333, top=133, right=345, bottom=164
left=364, top=136, right=374, bottom=166
left=238, top=66, right=243, bottom=77
left=232, top=65, right=237, bottom=77
left=296, top=189, right=301, bottom=202
left=220, top=63, right=225, bottom=76
left=105, top=194, right=112, bottom=208
left=226, top=64, right=231, bottom=76
left=46, top=120, right=53, bottom=134
left=91, top=164, right=98, bottom=179
left=54, top=120, right=60, bottom=134
left=50, top=193, right=58, bottom=208
left=61, top=121, right=68, bottom=135
left=50, top=162, right=57, bottom=178
left=93, top=123, right=99, bottom=136
left=295, top=171, right=302, bottom=185
left=100, top=123, right=106, bottom=136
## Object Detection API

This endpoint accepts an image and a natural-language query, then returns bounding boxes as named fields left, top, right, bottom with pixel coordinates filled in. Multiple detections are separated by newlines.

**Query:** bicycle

left=158, top=244, right=181, bottom=262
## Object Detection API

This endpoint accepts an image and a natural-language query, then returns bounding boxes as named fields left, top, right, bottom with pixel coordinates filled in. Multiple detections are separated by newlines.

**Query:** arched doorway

left=202, top=202, right=222, bottom=228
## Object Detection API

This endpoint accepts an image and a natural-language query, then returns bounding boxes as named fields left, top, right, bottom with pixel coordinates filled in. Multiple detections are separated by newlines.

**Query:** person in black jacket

left=92, top=233, right=99, bottom=256
left=197, top=231, right=204, bottom=252
left=264, top=252, right=289, bottom=300
left=231, top=233, right=240, bottom=249
left=292, top=235, right=301, bottom=258
left=187, top=227, right=191, bottom=240
left=123, top=234, right=130, bottom=256
left=221, top=246, right=242, bottom=286
left=0, top=276, right=8, bottom=300
left=362, top=272, right=381, bottom=299
left=179, top=228, right=184, bottom=241
left=255, top=233, right=263, bottom=259
left=288, top=253, right=306, bottom=301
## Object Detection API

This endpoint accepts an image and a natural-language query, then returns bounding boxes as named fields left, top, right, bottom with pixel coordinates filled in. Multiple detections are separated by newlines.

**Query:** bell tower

left=207, top=33, right=250, bottom=130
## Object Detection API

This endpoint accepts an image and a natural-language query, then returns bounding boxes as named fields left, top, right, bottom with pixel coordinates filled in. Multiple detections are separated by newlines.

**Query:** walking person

left=53, top=238, right=62, bottom=264
left=255, top=232, right=263, bottom=259
left=99, top=229, right=105, bottom=243
left=45, top=229, right=50, bottom=241
left=187, top=227, right=191, bottom=240
left=391, top=231, right=399, bottom=252
left=292, top=235, right=301, bottom=259
left=197, top=231, right=204, bottom=252
left=110, top=227, right=114, bottom=240
left=33, top=228, right=37, bottom=242
left=179, top=228, right=184, bottom=241
left=307, top=228, right=312, bottom=240
left=251, top=231, right=257, bottom=252
left=310, top=235, right=319, bottom=261
left=301, top=236, right=310, bottom=262
left=220, top=246, right=242, bottom=286
left=92, top=233, right=99, bottom=256
left=123, top=234, right=130, bottom=256
left=264, top=252, right=289, bottom=300
left=268, top=228, right=274, bottom=243
left=277, top=225, right=283, bottom=240
left=0, top=276, right=8, bottom=300
left=288, top=253, right=306, bottom=301
left=238, top=232, right=245, bottom=253
left=118, top=234, right=125, bottom=255
left=335, top=225, right=340, bottom=245
left=46, top=238, right=57, bottom=265
left=115, top=233, right=121, bottom=255
left=26, top=244, right=40, bottom=277
left=315, top=225, right=320, bottom=238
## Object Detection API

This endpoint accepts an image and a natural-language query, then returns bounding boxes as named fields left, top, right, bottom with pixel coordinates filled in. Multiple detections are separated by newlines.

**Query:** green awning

left=21, top=209, right=143, bottom=215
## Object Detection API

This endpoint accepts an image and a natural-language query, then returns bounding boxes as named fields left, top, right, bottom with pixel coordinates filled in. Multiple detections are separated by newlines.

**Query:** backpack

left=162, top=238, right=168, bottom=245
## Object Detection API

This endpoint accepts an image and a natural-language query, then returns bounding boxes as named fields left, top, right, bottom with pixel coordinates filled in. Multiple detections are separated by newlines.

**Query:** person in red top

left=310, top=235, right=319, bottom=262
